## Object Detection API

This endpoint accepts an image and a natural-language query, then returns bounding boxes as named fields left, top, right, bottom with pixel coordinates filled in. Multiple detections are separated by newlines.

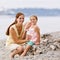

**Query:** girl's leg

left=10, top=46, right=24, bottom=58
left=21, top=45, right=31, bottom=56
left=21, top=41, right=34, bottom=56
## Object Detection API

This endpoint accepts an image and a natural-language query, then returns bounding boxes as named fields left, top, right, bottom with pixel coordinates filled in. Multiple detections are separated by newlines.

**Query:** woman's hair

left=30, top=15, right=38, bottom=20
left=6, top=12, right=24, bottom=35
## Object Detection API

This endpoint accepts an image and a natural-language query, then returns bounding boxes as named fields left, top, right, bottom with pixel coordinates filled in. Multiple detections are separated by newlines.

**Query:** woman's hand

left=25, top=38, right=29, bottom=42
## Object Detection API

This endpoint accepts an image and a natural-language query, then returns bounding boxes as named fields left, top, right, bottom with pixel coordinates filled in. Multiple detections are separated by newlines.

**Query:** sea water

left=0, top=15, right=60, bottom=40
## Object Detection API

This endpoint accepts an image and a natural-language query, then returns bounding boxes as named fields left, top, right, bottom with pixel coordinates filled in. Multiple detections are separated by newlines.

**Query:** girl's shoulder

left=34, top=25, right=40, bottom=32
left=34, top=25, right=39, bottom=29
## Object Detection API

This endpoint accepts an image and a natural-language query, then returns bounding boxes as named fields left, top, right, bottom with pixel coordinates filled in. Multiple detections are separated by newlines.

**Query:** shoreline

left=0, top=31, right=60, bottom=60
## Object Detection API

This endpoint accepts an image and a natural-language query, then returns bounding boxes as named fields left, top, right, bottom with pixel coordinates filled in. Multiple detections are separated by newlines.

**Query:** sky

left=0, top=0, right=60, bottom=9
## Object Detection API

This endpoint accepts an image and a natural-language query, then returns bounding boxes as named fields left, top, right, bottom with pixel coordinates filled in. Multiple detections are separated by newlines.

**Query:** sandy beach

left=0, top=31, right=60, bottom=60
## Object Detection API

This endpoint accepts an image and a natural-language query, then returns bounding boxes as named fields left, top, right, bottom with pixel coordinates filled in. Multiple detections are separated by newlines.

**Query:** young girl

left=21, top=15, right=40, bottom=56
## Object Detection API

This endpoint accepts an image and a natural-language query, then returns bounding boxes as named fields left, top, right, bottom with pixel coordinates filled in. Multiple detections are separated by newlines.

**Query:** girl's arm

left=21, top=22, right=31, bottom=39
left=35, top=26, right=40, bottom=45
left=22, top=21, right=31, bottom=39
left=24, top=22, right=31, bottom=30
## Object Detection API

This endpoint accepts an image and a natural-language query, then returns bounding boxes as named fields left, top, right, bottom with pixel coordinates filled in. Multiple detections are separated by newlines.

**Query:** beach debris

left=41, top=34, right=51, bottom=39
left=50, top=45, right=56, bottom=50
left=54, top=38, right=60, bottom=43
left=1, top=32, right=60, bottom=60
left=54, top=42, right=60, bottom=49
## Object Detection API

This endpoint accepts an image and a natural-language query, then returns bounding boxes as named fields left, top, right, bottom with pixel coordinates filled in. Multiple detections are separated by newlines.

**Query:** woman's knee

left=17, top=46, right=24, bottom=52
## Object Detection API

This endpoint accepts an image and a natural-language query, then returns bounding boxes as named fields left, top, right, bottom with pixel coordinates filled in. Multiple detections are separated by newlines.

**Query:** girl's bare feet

left=21, top=52, right=26, bottom=56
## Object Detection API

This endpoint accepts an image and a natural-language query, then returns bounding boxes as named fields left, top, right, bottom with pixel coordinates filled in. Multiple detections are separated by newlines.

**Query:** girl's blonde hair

left=30, top=15, right=38, bottom=20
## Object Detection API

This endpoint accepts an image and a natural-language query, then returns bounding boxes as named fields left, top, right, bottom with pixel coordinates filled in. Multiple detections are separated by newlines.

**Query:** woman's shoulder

left=9, top=24, right=17, bottom=35
left=10, top=25, right=15, bottom=30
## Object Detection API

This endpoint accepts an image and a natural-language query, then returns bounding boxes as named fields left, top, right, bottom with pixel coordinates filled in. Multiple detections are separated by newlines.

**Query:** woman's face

left=17, top=15, right=24, bottom=25
left=30, top=16, right=37, bottom=25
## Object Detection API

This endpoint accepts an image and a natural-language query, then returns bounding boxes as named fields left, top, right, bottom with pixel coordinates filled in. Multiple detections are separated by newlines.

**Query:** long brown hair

left=6, top=12, right=24, bottom=35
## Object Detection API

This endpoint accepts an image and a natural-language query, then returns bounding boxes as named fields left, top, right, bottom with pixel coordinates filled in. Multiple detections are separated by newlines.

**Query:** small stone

left=54, top=42, right=60, bottom=48
left=50, top=45, right=56, bottom=50
left=14, top=54, right=19, bottom=58
left=43, top=39, right=48, bottom=43
left=54, top=38, right=60, bottom=42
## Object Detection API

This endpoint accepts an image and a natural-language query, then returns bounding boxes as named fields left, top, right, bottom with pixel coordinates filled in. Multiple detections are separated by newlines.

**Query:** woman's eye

left=19, top=18, right=24, bottom=19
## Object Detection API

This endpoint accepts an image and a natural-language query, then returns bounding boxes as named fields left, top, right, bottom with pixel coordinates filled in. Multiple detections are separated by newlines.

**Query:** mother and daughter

left=6, top=12, right=40, bottom=58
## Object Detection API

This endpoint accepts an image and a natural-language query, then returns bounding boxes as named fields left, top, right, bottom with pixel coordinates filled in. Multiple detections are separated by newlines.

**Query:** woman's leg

left=10, top=46, right=24, bottom=58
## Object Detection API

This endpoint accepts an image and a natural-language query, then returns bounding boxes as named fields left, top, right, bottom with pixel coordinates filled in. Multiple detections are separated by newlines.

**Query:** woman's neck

left=15, top=23, right=22, bottom=28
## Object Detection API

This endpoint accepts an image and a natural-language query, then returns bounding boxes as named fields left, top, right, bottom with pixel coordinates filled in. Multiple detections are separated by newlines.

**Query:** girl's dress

left=26, top=26, right=37, bottom=46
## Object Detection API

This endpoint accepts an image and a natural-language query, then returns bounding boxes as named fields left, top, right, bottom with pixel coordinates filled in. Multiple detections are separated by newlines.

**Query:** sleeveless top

left=26, top=26, right=37, bottom=43
left=6, top=25, right=24, bottom=46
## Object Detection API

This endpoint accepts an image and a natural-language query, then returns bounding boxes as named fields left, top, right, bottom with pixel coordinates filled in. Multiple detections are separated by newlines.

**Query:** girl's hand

left=24, top=22, right=31, bottom=30
left=28, top=35, right=31, bottom=39
left=35, top=42, right=40, bottom=45
left=24, top=27, right=28, bottom=32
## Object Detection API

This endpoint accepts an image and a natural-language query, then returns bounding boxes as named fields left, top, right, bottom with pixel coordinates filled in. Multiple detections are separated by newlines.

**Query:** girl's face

left=30, top=16, right=37, bottom=25
left=17, top=15, right=24, bottom=25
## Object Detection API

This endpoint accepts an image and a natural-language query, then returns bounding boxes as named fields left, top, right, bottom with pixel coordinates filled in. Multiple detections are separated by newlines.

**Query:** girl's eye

left=31, top=19, right=35, bottom=21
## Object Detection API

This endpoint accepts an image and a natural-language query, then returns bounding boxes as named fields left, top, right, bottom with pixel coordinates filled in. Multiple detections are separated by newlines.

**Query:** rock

left=0, top=31, right=60, bottom=60
left=40, top=39, right=49, bottom=46
left=54, top=42, right=60, bottom=49
left=50, top=45, right=56, bottom=50
left=41, top=34, right=51, bottom=39
left=54, top=38, right=60, bottom=43
left=42, top=39, right=48, bottom=43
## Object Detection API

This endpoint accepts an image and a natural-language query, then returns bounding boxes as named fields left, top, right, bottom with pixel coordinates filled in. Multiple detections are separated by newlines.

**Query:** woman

left=6, top=12, right=27, bottom=58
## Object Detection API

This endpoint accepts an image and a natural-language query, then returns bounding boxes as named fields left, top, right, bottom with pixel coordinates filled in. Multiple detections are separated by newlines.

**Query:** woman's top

left=6, top=25, right=24, bottom=46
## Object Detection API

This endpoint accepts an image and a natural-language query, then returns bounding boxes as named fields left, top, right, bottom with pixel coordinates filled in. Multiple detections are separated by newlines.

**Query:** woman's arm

left=21, top=30, right=27, bottom=39
left=9, top=27, right=28, bottom=44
